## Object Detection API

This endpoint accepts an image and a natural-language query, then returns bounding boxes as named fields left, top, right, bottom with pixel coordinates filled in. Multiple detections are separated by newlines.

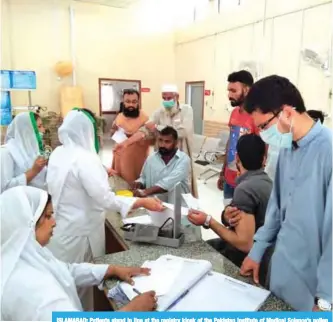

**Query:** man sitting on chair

left=130, top=126, right=190, bottom=204
left=187, top=134, right=272, bottom=269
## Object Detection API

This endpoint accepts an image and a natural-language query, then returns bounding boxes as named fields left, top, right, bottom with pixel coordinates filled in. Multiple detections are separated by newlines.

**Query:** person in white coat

left=0, top=186, right=157, bottom=321
left=46, top=108, right=164, bottom=311
left=1, top=112, right=48, bottom=193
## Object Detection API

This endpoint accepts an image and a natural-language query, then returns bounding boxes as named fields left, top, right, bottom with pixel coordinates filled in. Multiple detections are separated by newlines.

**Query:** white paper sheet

left=169, top=271, right=270, bottom=312
left=112, top=128, right=128, bottom=144
left=149, top=203, right=189, bottom=227
left=120, top=257, right=184, bottom=298
left=123, top=215, right=152, bottom=225
left=182, top=194, right=201, bottom=210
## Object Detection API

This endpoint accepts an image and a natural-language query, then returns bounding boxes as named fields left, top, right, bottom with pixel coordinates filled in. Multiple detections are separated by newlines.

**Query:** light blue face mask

left=39, top=132, right=44, bottom=139
left=260, top=114, right=293, bottom=149
left=162, top=99, right=175, bottom=109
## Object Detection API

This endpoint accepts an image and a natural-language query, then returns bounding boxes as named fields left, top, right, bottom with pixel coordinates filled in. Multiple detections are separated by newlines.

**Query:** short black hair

left=307, top=110, right=324, bottom=123
left=228, top=70, right=254, bottom=87
left=159, top=126, right=178, bottom=141
left=236, top=134, right=266, bottom=171
left=244, top=75, right=306, bottom=114
left=123, top=88, right=140, bottom=99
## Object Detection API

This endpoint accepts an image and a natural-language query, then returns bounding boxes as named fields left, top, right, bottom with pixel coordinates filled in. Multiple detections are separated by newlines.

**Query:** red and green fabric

left=29, top=112, right=44, bottom=154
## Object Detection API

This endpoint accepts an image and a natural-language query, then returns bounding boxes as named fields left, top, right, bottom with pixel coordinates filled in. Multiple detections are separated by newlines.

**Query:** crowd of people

left=0, top=71, right=331, bottom=319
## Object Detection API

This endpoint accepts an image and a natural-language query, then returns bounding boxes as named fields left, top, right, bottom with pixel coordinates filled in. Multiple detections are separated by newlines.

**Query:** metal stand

left=122, top=183, right=185, bottom=248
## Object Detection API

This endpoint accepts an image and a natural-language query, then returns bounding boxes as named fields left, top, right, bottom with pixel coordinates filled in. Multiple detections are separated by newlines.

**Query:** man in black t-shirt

left=188, top=134, right=272, bottom=268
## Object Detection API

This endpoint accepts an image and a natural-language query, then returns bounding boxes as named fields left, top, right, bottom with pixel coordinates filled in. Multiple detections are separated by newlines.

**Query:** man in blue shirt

left=130, top=126, right=190, bottom=203
left=240, top=75, right=332, bottom=312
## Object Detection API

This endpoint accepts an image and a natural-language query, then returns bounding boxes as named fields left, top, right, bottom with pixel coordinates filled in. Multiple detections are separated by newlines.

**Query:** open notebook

left=118, top=255, right=270, bottom=311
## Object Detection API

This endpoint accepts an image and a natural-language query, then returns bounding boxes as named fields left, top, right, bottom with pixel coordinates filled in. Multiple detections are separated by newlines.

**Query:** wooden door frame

left=98, top=78, right=142, bottom=116
left=185, top=80, right=205, bottom=127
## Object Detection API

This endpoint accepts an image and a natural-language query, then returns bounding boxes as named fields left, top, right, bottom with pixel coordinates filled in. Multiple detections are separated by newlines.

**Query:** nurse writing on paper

left=46, top=108, right=164, bottom=311
left=0, top=186, right=157, bottom=321
left=0, top=112, right=47, bottom=193
left=110, top=89, right=150, bottom=183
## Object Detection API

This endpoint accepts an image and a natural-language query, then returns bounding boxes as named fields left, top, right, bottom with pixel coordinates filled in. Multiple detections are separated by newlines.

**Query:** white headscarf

left=58, top=109, right=96, bottom=152
left=47, top=109, right=99, bottom=213
left=5, top=112, right=43, bottom=169
left=4, top=112, right=46, bottom=188
left=0, top=186, right=82, bottom=313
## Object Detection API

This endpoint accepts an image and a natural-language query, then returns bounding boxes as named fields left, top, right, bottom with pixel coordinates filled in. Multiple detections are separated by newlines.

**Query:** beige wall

left=2, top=0, right=331, bottom=128
left=175, top=0, right=332, bottom=128
left=2, top=0, right=176, bottom=115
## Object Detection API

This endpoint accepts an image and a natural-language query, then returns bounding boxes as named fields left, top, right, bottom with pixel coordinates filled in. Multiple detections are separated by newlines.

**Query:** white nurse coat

left=0, top=112, right=47, bottom=193
left=46, top=110, right=135, bottom=286
left=0, top=186, right=109, bottom=321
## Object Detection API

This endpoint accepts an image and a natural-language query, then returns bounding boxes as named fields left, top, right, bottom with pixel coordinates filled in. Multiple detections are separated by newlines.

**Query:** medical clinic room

left=0, top=0, right=332, bottom=319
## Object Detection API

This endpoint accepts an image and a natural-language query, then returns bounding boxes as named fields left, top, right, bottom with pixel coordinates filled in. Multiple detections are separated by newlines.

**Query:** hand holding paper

left=112, top=128, right=128, bottom=144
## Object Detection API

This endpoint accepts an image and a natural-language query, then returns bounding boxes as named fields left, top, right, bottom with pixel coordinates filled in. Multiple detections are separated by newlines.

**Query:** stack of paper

left=120, top=256, right=184, bottom=297
left=119, top=255, right=212, bottom=311
left=119, top=255, right=270, bottom=312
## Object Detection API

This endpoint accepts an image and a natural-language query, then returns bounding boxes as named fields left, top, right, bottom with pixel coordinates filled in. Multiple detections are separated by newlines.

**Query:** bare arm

left=209, top=212, right=256, bottom=253
left=110, top=122, right=118, bottom=137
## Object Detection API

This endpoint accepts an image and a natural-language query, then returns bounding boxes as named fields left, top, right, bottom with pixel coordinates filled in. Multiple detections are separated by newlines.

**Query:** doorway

left=98, top=78, right=141, bottom=133
left=185, top=81, right=204, bottom=135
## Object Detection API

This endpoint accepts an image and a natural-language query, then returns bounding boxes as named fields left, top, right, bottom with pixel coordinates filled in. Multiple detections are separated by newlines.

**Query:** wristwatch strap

left=203, top=215, right=212, bottom=229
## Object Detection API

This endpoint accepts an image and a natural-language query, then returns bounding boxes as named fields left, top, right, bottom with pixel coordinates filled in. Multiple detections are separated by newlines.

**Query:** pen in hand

left=133, top=288, right=141, bottom=295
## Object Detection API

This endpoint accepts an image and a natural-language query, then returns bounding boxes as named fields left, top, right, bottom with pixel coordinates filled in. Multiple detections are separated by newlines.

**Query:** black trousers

left=206, top=238, right=274, bottom=288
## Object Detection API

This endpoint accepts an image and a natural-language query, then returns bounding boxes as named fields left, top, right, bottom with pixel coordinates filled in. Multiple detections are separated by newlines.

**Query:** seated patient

left=0, top=186, right=157, bottom=321
left=188, top=134, right=272, bottom=267
left=130, top=126, right=191, bottom=203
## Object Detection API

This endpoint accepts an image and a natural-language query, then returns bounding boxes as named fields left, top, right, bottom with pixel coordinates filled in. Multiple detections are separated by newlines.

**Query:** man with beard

left=218, top=71, right=257, bottom=205
left=114, top=85, right=198, bottom=198
left=130, top=126, right=190, bottom=204
left=110, top=89, right=150, bottom=183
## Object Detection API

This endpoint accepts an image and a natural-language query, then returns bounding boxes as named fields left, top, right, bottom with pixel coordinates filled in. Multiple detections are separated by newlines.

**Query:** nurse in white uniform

left=0, top=186, right=157, bottom=321
left=46, top=108, right=163, bottom=310
left=1, top=112, right=48, bottom=193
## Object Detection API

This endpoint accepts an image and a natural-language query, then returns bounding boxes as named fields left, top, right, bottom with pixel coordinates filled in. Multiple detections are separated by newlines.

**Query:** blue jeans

left=223, top=182, right=234, bottom=200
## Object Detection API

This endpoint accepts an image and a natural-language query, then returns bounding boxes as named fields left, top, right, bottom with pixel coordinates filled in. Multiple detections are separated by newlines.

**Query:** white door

left=186, top=82, right=204, bottom=134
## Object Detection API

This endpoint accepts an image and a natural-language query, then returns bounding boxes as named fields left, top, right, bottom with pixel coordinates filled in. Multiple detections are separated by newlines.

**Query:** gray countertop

left=94, top=177, right=292, bottom=311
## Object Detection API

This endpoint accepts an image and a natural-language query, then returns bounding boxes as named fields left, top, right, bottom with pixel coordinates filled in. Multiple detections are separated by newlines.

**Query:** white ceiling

left=74, top=0, right=141, bottom=9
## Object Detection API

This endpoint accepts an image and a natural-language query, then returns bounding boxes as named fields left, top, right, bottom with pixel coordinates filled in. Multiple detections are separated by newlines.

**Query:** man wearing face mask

left=217, top=71, right=257, bottom=205
left=240, top=75, right=332, bottom=312
left=130, top=126, right=190, bottom=203
left=264, top=109, right=326, bottom=181
left=110, top=89, right=150, bottom=183
left=114, top=85, right=197, bottom=198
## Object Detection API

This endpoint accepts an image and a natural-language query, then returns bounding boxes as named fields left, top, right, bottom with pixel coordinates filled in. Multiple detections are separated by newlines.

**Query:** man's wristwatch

left=203, top=215, right=212, bottom=229
left=315, top=297, right=332, bottom=311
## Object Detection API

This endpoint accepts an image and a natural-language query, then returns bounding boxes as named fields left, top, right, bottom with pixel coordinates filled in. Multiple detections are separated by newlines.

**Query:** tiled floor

left=100, top=140, right=224, bottom=241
